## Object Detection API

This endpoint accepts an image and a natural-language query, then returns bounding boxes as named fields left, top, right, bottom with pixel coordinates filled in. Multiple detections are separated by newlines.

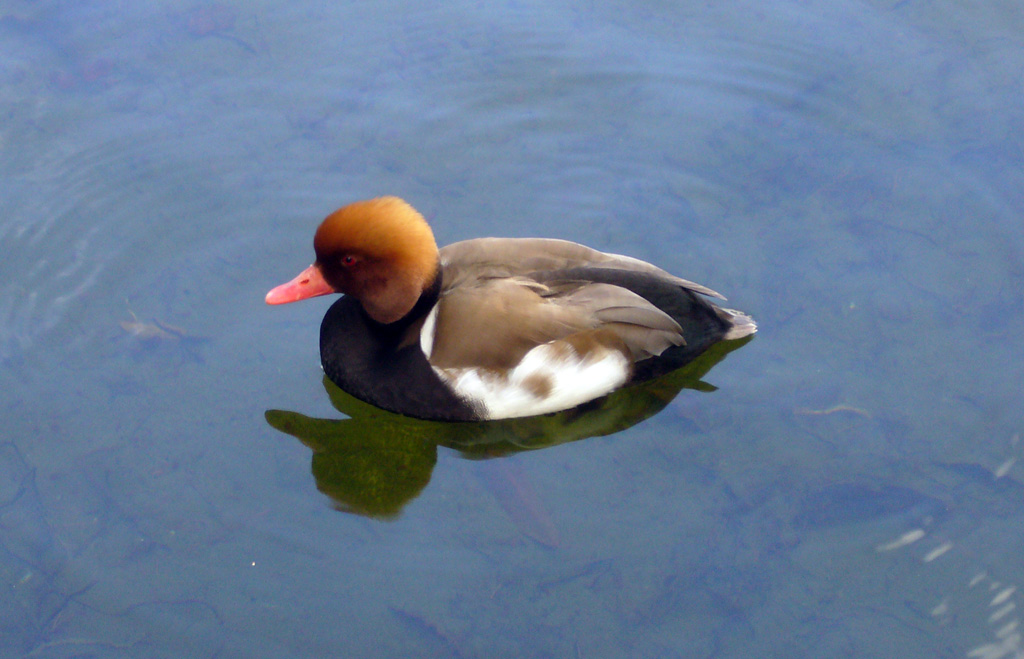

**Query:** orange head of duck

left=266, top=196, right=440, bottom=324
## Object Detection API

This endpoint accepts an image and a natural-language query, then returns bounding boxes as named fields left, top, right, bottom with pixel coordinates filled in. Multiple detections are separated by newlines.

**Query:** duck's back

left=435, top=237, right=754, bottom=377
left=438, top=237, right=725, bottom=299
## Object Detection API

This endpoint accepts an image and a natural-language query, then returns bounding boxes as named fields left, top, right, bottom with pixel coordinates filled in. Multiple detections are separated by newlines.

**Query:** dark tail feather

left=718, top=307, right=757, bottom=340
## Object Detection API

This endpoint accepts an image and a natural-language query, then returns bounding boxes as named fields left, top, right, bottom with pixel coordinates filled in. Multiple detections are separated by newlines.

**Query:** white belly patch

left=432, top=340, right=631, bottom=420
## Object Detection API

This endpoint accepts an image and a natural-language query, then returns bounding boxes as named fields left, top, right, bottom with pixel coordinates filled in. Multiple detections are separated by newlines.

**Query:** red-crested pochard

left=266, top=197, right=755, bottom=421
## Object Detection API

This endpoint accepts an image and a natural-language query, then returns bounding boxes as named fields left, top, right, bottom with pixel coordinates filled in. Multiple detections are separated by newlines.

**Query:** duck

left=266, top=196, right=755, bottom=421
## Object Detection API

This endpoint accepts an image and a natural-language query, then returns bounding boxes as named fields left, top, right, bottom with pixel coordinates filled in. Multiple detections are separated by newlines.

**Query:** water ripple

left=1, top=138, right=147, bottom=362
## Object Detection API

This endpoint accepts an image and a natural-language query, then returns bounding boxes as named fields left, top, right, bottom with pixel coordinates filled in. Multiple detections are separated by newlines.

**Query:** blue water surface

left=2, top=0, right=1023, bottom=657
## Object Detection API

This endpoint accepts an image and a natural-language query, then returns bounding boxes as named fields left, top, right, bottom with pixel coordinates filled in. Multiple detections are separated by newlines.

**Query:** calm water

left=3, top=0, right=1023, bottom=657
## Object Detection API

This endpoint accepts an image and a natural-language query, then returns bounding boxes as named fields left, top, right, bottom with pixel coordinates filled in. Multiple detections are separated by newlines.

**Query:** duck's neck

left=359, top=256, right=442, bottom=325
left=362, top=266, right=443, bottom=342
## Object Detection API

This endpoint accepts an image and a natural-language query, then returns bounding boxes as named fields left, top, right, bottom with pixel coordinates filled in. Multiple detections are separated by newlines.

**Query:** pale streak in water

left=922, top=541, right=952, bottom=562
left=989, top=602, right=1016, bottom=623
left=875, top=528, right=925, bottom=552
left=994, top=457, right=1017, bottom=479
left=996, top=621, right=1019, bottom=639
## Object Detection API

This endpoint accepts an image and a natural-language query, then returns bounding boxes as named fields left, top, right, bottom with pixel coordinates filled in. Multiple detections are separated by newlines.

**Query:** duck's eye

left=341, top=255, right=357, bottom=266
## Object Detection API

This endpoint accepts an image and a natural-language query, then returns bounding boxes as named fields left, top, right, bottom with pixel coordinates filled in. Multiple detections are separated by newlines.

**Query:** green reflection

left=265, top=336, right=752, bottom=517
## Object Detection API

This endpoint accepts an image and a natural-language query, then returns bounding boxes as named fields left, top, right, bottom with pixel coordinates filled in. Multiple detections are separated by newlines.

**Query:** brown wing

left=427, top=276, right=685, bottom=372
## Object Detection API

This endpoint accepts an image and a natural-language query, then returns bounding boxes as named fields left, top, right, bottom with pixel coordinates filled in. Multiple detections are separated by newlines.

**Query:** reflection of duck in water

left=266, top=196, right=755, bottom=421
left=266, top=336, right=750, bottom=519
